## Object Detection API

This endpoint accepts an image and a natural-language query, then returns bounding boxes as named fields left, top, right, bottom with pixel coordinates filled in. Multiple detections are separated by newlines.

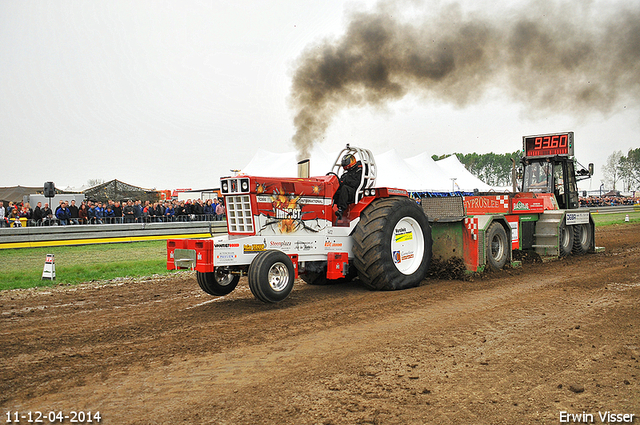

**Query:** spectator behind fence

left=216, top=199, right=225, bottom=221
left=164, top=202, right=175, bottom=221
left=134, top=200, right=142, bottom=222
left=1, top=196, right=229, bottom=228
left=55, top=201, right=70, bottom=225
left=42, top=203, right=54, bottom=226
left=69, top=200, right=80, bottom=225
left=95, top=202, right=105, bottom=224
left=204, top=199, right=215, bottom=221
left=21, top=203, right=33, bottom=226
left=9, top=207, right=21, bottom=227
left=123, top=200, right=135, bottom=223
left=78, top=203, right=88, bottom=224
left=105, top=205, right=115, bottom=223
left=33, top=202, right=44, bottom=225
left=87, top=203, right=96, bottom=224
left=113, top=201, right=123, bottom=224
left=0, top=201, right=6, bottom=227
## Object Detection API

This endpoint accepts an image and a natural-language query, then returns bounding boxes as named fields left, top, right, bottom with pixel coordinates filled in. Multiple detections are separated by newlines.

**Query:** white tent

left=240, top=148, right=501, bottom=193
left=432, top=155, right=494, bottom=192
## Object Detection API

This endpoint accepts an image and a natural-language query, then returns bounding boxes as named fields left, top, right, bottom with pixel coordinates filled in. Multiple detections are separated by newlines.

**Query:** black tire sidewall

left=249, top=250, right=295, bottom=302
left=572, top=222, right=593, bottom=254
left=559, top=221, right=574, bottom=257
left=196, top=270, right=239, bottom=296
left=354, top=197, right=432, bottom=290
left=486, top=222, right=509, bottom=270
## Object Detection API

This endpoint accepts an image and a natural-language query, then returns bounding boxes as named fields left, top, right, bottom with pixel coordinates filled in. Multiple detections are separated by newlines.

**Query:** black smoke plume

left=290, top=1, right=640, bottom=158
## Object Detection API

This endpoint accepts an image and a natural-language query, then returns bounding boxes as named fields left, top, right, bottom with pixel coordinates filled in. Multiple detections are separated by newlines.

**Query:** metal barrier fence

left=0, top=220, right=228, bottom=249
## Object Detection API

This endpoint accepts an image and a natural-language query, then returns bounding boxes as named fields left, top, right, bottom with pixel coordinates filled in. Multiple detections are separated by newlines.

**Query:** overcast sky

left=1, top=0, right=638, bottom=192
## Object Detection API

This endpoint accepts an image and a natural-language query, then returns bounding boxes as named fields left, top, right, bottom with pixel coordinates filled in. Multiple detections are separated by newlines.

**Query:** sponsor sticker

left=214, top=243, right=240, bottom=248
left=565, top=212, right=590, bottom=225
left=396, top=227, right=413, bottom=242
left=216, top=253, right=237, bottom=260
left=294, top=241, right=314, bottom=251
left=393, top=250, right=401, bottom=264
left=243, top=243, right=265, bottom=253
left=513, top=201, right=530, bottom=211
left=324, top=240, right=343, bottom=249
left=401, top=252, right=414, bottom=261
left=269, top=241, right=292, bottom=248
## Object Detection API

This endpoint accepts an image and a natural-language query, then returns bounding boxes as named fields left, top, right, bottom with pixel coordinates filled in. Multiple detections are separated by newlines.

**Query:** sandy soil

left=1, top=223, right=639, bottom=424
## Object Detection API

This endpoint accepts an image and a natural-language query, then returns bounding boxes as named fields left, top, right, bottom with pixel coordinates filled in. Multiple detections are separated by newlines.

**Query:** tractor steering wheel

left=326, top=172, right=339, bottom=178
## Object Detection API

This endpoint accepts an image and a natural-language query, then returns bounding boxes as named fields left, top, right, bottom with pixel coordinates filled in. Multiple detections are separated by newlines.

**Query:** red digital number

left=550, top=135, right=559, bottom=148
left=534, top=137, right=542, bottom=149
left=542, top=136, right=550, bottom=149
left=559, top=134, right=567, bottom=148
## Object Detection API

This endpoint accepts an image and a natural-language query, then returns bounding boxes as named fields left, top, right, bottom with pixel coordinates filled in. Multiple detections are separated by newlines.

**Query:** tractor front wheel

left=248, top=250, right=295, bottom=303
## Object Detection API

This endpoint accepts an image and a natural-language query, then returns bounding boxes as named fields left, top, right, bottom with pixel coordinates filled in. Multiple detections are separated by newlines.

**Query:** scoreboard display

left=523, top=132, right=574, bottom=158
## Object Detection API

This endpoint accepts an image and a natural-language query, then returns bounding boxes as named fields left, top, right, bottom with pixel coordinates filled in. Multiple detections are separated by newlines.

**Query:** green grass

left=0, top=241, right=174, bottom=291
left=0, top=211, right=637, bottom=292
left=591, top=211, right=640, bottom=226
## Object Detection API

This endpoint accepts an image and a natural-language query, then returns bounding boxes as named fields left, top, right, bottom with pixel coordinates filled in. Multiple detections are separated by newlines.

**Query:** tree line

left=601, top=148, right=640, bottom=191
left=433, top=148, right=640, bottom=192
left=432, top=151, right=523, bottom=188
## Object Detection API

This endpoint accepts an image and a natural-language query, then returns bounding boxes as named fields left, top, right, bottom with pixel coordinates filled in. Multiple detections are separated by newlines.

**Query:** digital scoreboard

left=523, top=132, right=574, bottom=158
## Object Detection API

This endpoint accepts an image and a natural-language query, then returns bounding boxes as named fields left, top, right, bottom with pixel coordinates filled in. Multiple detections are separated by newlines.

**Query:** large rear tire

left=486, top=223, right=509, bottom=271
left=572, top=222, right=593, bottom=255
left=352, top=197, right=432, bottom=291
left=197, top=268, right=239, bottom=296
left=248, top=250, right=295, bottom=303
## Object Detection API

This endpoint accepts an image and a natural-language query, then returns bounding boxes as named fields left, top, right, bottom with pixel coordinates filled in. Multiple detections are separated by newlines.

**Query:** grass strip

left=0, top=212, right=638, bottom=291
left=0, top=241, right=172, bottom=291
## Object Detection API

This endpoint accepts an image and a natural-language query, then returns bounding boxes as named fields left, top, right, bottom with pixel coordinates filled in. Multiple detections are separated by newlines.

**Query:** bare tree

left=87, top=178, right=105, bottom=188
left=601, top=151, right=623, bottom=190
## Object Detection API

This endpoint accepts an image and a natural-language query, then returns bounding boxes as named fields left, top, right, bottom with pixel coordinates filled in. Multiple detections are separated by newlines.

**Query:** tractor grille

left=421, top=196, right=466, bottom=222
left=226, top=195, right=254, bottom=233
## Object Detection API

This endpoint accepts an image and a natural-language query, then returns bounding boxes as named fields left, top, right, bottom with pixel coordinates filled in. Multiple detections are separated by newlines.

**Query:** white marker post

left=42, top=254, right=56, bottom=280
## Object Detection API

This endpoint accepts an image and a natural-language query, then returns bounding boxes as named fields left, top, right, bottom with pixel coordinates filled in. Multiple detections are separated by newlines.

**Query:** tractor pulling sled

left=167, top=131, right=596, bottom=303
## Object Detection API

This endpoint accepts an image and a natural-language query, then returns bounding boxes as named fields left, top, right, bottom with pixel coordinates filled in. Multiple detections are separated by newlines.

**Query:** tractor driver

left=333, top=153, right=363, bottom=219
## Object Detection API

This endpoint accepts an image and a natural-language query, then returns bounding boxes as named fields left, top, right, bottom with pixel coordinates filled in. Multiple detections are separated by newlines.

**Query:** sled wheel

left=352, top=197, right=432, bottom=291
left=559, top=221, right=574, bottom=257
left=486, top=223, right=509, bottom=271
left=248, top=250, right=295, bottom=303
left=572, top=222, right=593, bottom=255
left=196, top=268, right=240, bottom=296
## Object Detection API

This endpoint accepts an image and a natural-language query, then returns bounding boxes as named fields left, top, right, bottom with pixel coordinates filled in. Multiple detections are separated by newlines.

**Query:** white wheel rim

left=390, top=216, right=424, bottom=275
left=490, top=233, right=504, bottom=261
left=561, top=225, right=571, bottom=248
left=268, top=262, right=290, bottom=292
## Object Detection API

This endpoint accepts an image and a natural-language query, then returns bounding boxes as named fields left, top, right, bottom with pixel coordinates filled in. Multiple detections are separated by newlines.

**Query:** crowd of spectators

left=0, top=198, right=226, bottom=227
left=579, top=195, right=639, bottom=208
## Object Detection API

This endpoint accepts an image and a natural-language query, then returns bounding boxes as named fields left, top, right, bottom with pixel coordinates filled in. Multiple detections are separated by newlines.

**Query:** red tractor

left=167, top=145, right=433, bottom=303
left=168, top=133, right=597, bottom=303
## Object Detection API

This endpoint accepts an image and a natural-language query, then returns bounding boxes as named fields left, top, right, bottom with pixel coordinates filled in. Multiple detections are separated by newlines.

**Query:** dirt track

left=1, top=224, right=639, bottom=424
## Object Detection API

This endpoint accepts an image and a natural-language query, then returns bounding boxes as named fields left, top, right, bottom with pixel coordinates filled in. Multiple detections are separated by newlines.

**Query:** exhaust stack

left=298, top=159, right=310, bottom=178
